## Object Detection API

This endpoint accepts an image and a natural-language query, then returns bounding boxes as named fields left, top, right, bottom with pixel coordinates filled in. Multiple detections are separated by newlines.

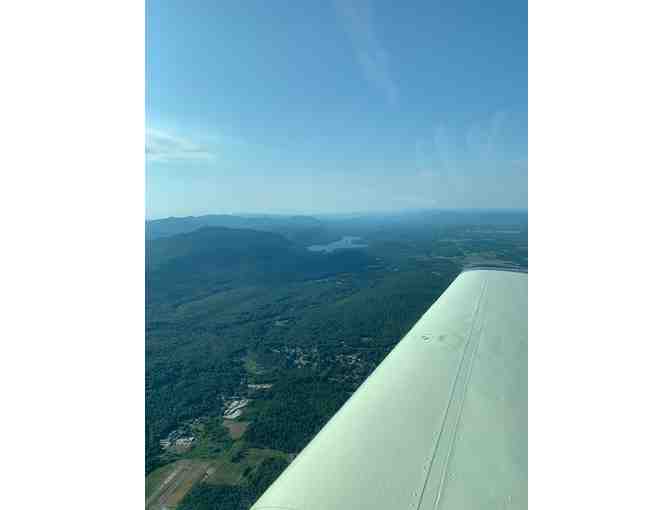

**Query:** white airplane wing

left=252, top=269, right=528, bottom=510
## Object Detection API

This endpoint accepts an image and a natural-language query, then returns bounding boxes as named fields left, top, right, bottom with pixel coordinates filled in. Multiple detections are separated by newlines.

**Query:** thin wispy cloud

left=415, top=125, right=462, bottom=176
left=433, top=124, right=461, bottom=171
left=466, top=111, right=508, bottom=160
left=415, top=139, right=433, bottom=171
left=145, top=128, right=215, bottom=162
left=429, top=124, right=469, bottom=195
left=414, top=139, right=442, bottom=180
left=413, top=113, right=512, bottom=196
left=333, top=0, right=399, bottom=105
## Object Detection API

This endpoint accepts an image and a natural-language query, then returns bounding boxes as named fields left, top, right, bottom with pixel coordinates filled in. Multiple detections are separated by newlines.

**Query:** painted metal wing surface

left=252, top=269, right=528, bottom=510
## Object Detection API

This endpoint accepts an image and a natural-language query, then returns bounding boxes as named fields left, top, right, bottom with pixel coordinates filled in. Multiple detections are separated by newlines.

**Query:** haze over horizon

left=146, top=1, right=527, bottom=218
left=146, top=206, right=528, bottom=222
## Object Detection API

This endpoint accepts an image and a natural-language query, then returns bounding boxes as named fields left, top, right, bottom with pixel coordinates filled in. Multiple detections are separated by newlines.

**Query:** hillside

left=146, top=214, right=329, bottom=245
left=147, top=227, right=372, bottom=306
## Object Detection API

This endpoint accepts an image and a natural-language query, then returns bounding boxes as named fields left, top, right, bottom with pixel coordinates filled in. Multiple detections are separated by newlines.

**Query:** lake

left=307, top=236, right=368, bottom=253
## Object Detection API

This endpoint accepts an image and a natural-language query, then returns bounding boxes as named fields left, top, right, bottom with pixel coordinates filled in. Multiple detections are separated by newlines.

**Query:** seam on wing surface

left=433, top=277, right=489, bottom=509
left=414, top=275, right=489, bottom=510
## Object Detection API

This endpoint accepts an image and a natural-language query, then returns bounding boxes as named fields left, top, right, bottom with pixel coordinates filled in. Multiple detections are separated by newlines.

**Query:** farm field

left=145, top=460, right=211, bottom=510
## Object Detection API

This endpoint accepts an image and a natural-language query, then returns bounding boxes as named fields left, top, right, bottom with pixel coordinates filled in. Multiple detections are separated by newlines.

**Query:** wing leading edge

left=252, top=269, right=528, bottom=510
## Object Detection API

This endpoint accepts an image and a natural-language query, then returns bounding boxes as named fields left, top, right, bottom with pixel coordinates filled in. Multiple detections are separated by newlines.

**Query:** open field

left=205, top=445, right=289, bottom=486
left=244, top=448, right=289, bottom=467
left=204, top=456, right=245, bottom=486
left=223, top=420, right=249, bottom=440
left=145, top=459, right=211, bottom=510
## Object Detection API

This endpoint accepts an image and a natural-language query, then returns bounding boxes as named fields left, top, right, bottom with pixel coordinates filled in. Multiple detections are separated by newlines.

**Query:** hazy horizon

left=146, top=206, right=529, bottom=222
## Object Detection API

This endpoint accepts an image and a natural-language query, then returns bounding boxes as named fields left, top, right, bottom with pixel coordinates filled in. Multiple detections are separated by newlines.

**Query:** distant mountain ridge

left=146, top=226, right=371, bottom=306
left=147, top=226, right=292, bottom=271
left=146, top=214, right=326, bottom=245
left=146, top=210, right=528, bottom=245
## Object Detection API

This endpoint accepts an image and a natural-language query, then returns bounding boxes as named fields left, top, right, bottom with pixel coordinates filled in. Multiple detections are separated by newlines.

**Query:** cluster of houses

left=335, top=353, right=360, bottom=366
left=263, top=344, right=370, bottom=372
left=276, top=345, right=319, bottom=368
left=247, top=383, right=273, bottom=390
left=222, top=397, right=250, bottom=420
left=159, top=430, right=196, bottom=451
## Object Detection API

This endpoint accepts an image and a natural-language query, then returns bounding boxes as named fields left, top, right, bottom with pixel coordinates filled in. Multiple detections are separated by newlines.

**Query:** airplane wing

left=252, top=269, right=528, bottom=510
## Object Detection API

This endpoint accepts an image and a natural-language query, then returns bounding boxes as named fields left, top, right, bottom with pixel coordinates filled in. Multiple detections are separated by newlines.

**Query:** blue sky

left=146, top=0, right=527, bottom=218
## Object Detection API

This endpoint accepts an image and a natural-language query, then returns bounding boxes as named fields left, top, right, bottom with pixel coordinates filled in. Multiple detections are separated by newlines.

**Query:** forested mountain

left=146, top=214, right=327, bottom=245
left=147, top=226, right=372, bottom=305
